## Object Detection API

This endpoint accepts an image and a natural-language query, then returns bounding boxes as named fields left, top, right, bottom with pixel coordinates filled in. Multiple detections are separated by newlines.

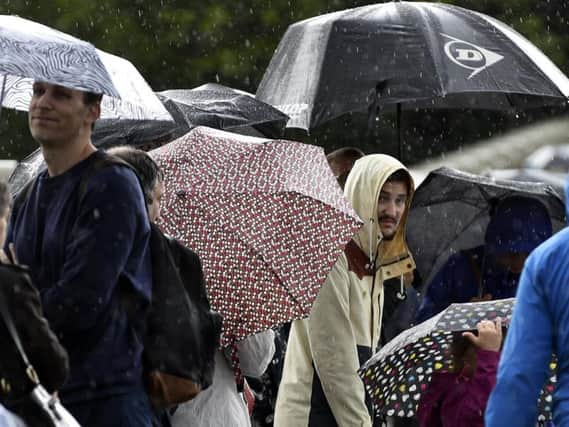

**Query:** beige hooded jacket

left=274, top=155, right=415, bottom=427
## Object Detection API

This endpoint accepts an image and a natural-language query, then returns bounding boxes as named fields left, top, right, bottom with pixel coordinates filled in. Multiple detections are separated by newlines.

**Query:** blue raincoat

left=415, top=196, right=552, bottom=323
left=485, top=190, right=569, bottom=426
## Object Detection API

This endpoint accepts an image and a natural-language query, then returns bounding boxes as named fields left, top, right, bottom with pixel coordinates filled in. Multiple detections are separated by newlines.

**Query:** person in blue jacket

left=415, top=196, right=552, bottom=323
left=6, top=82, right=153, bottom=426
left=485, top=186, right=569, bottom=426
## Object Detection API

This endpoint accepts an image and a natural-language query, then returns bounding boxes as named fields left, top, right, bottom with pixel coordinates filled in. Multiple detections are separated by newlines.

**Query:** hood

left=485, top=195, right=552, bottom=255
left=344, top=154, right=415, bottom=275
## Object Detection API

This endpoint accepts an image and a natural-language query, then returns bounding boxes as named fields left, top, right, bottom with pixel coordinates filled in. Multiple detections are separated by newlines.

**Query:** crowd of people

left=0, top=80, right=566, bottom=427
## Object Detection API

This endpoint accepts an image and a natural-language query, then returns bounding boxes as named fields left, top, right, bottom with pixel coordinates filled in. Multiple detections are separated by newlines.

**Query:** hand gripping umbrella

left=0, top=15, right=171, bottom=120
left=358, top=298, right=556, bottom=423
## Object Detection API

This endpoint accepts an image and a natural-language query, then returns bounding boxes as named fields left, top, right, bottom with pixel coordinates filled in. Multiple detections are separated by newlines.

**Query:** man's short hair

left=327, top=147, right=365, bottom=189
left=107, top=146, right=164, bottom=204
left=83, top=92, right=103, bottom=105
left=0, top=181, right=10, bottom=214
left=83, top=92, right=103, bottom=130
left=385, top=168, right=411, bottom=193
left=326, top=147, right=365, bottom=164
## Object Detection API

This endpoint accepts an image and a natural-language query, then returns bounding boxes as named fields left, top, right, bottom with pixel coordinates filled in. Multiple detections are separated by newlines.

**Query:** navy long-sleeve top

left=6, top=151, right=152, bottom=403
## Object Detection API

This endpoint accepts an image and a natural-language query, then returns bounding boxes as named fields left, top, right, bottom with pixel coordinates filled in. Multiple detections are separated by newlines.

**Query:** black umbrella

left=407, top=167, right=566, bottom=288
left=256, top=2, right=569, bottom=156
left=484, top=168, right=567, bottom=199
left=158, top=83, right=289, bottom=139
left=8, top=83, right=290, bottom=196
left=7, top=118, right=178, bottom=196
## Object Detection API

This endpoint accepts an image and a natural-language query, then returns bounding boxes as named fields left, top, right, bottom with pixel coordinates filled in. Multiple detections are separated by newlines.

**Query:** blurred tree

left=0, top=0, right=567, bottom=161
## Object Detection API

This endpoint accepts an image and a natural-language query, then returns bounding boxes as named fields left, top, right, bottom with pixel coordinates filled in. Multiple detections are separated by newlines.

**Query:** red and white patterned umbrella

left=152, top=126, right=361, bottom=347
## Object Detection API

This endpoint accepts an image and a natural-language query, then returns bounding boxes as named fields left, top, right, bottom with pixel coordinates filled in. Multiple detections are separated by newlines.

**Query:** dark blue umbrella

left=407, top=167, right=566, bottom=288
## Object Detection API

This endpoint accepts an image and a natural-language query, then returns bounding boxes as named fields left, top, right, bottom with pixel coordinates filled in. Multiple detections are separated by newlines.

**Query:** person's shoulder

left=523, top=228, right=569, bottom=280
left=85, top=154, right=142, bottom=195
left=528, top=228, right=569, bottom=261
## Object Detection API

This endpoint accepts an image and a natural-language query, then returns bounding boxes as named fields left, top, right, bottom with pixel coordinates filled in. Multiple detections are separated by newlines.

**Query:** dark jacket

left=416, top=196, right=552, bottom=323
left=0, top=263, right=69, bottom=423
left=6, top=151, right=152, bottom=404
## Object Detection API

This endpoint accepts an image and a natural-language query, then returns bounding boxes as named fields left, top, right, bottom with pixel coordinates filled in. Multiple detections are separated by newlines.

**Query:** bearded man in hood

left=274, top=155, right=415, bottom=427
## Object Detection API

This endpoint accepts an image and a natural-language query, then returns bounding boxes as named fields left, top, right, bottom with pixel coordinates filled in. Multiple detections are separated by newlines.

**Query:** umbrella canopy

left=358, top=298, right=555, bottom=422
left=150, top=126, right=361, bottom=346
left=0, top=15, right=171, bottom=120
left=158, top=83, right=289, bottom=138
left=484, top=168, right=567, bottom=199
left=7, top=83, right=290, bottom=196
left=257, top=2, right=569, bottom=131
left=7, top=117, right=179, bottom=197
left=407, top=167, right=566, bottom=288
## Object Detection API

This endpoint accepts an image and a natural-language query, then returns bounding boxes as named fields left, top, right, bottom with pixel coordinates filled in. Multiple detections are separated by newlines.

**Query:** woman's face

left=147, top=180, right=164, bottom=223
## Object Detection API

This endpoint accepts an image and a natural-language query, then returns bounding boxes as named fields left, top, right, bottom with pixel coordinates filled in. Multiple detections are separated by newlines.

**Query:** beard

left=379, top=215, right=399, bottom=241
left=381, top=230, right=396, bottom=241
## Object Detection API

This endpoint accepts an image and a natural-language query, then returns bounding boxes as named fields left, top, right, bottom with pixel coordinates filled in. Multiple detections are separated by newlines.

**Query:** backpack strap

left=11, top=178, right=38, bottom=218
left=11, top=152, right=137, bottom=213
left=76, top=152, right=137, bottom=204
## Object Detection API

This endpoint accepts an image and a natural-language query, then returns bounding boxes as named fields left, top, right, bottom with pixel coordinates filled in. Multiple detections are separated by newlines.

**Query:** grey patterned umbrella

left=0, top=15, right=171, bottom=120
left=8, top=83, right=290, bottom=196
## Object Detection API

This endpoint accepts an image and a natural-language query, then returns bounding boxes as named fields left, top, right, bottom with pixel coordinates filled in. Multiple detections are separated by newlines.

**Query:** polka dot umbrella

left=358, top=298, right=556, bottom=423
left=151, top=126, right=362, bottom=348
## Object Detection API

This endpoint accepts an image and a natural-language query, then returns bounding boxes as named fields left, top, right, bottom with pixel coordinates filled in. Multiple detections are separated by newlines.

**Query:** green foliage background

left=1, top=0, right=568, bottom=162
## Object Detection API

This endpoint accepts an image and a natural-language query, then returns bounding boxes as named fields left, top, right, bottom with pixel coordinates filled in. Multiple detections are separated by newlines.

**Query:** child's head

left=450, top=333, right=478, bottom=374
left=107, top=146, right=164, bottom=223
left=450, top=318, right=505, bottom=374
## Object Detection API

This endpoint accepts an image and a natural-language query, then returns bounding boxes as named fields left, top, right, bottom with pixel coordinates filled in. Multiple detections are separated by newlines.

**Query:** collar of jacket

left=345, top=239, right=375, bottom=279
left=345, top=240, right=415, bottom=280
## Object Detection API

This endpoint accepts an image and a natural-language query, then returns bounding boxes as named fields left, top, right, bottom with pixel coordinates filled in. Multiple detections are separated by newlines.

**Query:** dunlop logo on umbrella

left=442, top=33, right=504, bottom=79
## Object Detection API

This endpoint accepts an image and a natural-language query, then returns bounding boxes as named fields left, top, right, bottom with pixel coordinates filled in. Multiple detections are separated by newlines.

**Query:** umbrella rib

left=422, top=185, right=526, bottom=285
left=170, top=193, right=310, bottom=316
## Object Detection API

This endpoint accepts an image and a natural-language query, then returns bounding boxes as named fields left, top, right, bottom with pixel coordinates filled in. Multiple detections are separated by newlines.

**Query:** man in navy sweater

left=6, top=82, right=153, bottom=426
